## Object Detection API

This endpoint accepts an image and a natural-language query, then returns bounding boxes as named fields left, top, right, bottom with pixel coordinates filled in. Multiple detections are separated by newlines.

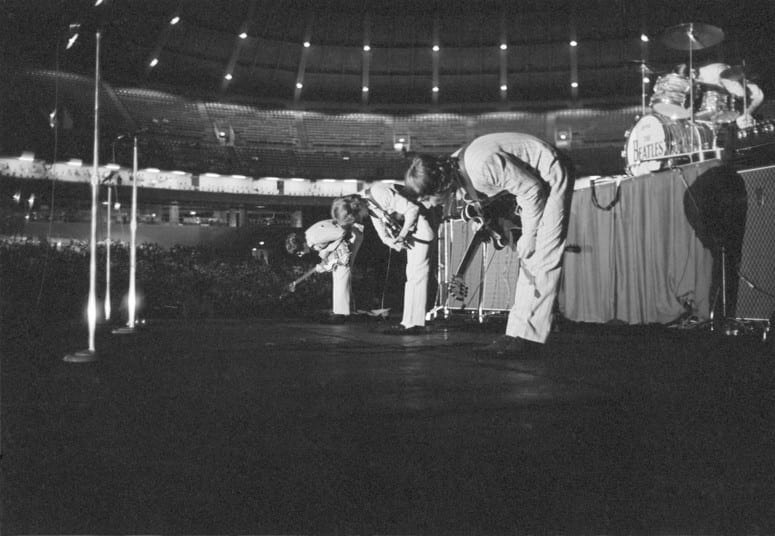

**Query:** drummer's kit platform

left=623, top=22, right=775, bottom=176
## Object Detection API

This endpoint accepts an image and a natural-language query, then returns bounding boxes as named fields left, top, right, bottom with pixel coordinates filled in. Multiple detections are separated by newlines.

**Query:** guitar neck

left=290, top=266, right=318, bottom=288
left=453, top=229, right=488, bottom=279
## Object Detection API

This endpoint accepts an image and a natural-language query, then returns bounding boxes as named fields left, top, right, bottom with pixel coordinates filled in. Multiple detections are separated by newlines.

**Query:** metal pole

left=116, top=135, right=139, bottom=334
left=104, top=183, right=111, bottom=321
left=478, top=241, right=486, bottom=323
left=444, top=219, right=452, bottom=318
left=721, top=245, right=727, bottom=319
left=128, top=136, right=138, bottom=328
left=688, top=25, right=696, bottom=161
left=65, top=31, right=101, bottom=362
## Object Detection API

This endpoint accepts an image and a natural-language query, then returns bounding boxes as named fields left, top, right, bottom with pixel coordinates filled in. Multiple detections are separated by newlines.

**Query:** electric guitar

left=448, top=192, right=522, bottom=301
left=365, top=199, right=413, bottom=248
left=285, top=238, right=351, bottom=294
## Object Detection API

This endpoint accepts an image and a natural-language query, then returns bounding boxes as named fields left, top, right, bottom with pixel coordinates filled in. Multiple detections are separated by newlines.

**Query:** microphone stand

left=114, top=133, right=140, bottom=334
left=104, top=175, right=112, bottom=321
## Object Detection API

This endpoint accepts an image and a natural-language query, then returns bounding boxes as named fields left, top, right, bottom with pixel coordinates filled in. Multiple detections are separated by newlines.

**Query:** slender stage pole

left=114, top=135, right=139, bottom=334
left=104, top=183, right=112, bottom=321
left=65, top=31, right=101, bottom=362
left=478, top=241, right=487, bottom=323
left=444, top=220, right=452, bottom=318
left=128, top=136, right=138, bottom=328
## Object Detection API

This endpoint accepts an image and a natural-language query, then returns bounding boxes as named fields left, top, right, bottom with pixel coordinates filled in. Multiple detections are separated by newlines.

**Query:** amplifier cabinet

left=736, top=165, right=775, bottom=320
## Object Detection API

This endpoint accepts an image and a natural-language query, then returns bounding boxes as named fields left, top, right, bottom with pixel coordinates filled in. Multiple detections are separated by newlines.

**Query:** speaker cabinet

left=736, top=166, right=775, bottom=320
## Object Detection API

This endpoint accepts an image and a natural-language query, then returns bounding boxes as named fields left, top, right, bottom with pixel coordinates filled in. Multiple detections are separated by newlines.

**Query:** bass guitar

left=448, top=192, right=522, bottom=301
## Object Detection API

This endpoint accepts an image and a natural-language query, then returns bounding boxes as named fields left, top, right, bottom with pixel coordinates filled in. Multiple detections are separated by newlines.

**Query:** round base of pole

left=112, top=326, right=136, bottom=335
left=63, top=349, right=97, bottom=363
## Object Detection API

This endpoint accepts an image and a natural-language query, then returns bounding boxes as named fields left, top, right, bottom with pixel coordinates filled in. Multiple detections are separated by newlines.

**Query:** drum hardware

left=650, top=72, right=693, bottom=119
left=695, top=85, right=739, bottom=123
left=720, top=63, right=758, bottom=116
left=626, top=59, right=658, bottom=116
left=661, top=23, right=725, bottom=163
left=623, top=114, right=720, bottom=176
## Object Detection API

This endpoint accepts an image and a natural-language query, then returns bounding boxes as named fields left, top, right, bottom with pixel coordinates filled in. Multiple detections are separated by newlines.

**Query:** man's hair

left=331, top=194, right=368, bottom=227
left=284, top=232, right=307, bottom=255
left=404, top=154, right=458, bottom=197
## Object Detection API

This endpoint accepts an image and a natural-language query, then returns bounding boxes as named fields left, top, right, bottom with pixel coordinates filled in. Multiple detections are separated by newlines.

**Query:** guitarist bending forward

left=404, top=132, right=574, bottom=358
left=303, top=197, right=365, bottom=322
left=358, top=182, right=435, bottom=335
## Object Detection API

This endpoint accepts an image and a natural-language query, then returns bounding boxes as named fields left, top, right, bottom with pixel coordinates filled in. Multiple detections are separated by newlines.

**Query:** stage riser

left=736, top=166, right=775, bottom=320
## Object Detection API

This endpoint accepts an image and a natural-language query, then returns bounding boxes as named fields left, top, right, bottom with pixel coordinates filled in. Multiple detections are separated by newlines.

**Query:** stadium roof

left=4, top=0, right=774, bottom=112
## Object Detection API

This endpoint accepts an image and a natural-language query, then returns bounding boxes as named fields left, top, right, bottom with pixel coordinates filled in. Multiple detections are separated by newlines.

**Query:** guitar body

left=462, top=192, right=522, bottom=250
left=283, top=239, right=351, bottom=295
left=448, top=192, right=522, bottom=301
left=447, top=230, right=488, bottom=301
left=366, top=199, right=406, bottom=241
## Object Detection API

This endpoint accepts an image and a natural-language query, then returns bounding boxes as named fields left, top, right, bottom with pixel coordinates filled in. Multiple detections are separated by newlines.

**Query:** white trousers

left=505, top=175, right=569, bottom=343
left=331, top=263, right=352, bottom=316
left=401, top=214, right=434, bottom=328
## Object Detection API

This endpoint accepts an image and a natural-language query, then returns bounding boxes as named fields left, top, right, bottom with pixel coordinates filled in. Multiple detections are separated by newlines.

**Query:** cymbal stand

left=687, top=24, right=697, bottom=159
left=640, top=63, right=648, bottom=116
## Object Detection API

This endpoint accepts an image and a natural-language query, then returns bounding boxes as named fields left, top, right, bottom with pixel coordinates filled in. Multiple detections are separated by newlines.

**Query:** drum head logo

left=626, top=115, right=667, bottom=174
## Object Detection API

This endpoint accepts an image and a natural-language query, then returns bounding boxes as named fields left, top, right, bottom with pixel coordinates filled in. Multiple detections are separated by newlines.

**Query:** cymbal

left=624, top=59, right=655, bottom=73
left=623, top=59, right=670, bottom=75
left=661, top=23, right=724, bottom=50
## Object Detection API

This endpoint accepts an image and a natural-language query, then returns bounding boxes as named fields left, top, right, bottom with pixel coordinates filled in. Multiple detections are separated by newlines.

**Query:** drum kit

left=624, top=22, right=757, bottom=176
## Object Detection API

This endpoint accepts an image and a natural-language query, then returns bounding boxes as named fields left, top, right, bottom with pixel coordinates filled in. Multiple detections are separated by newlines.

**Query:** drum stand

left=708, top=244, right=729, bottom=330
left=638, top=62, right=649, bottom=117
left=686, top=25, right=700, bottom=159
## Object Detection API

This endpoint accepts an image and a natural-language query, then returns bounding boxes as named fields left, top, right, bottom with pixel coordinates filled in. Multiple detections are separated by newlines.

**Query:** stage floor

left=3, top=315, right=775, bottom=533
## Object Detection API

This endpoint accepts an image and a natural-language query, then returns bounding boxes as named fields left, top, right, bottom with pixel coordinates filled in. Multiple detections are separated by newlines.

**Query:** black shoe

left=321, top=314, right=347, bottom=324
left=382, top=324, right=427, bottom=335
left=474, top=335, right=534, bottom=359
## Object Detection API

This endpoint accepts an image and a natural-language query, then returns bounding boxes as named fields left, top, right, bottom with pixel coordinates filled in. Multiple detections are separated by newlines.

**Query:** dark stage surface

left=3, top=315, right=775, bottom=534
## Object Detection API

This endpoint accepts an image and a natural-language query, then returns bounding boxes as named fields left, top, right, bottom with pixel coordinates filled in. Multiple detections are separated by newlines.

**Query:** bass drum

left=624, top=115, right=717, bottom=176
